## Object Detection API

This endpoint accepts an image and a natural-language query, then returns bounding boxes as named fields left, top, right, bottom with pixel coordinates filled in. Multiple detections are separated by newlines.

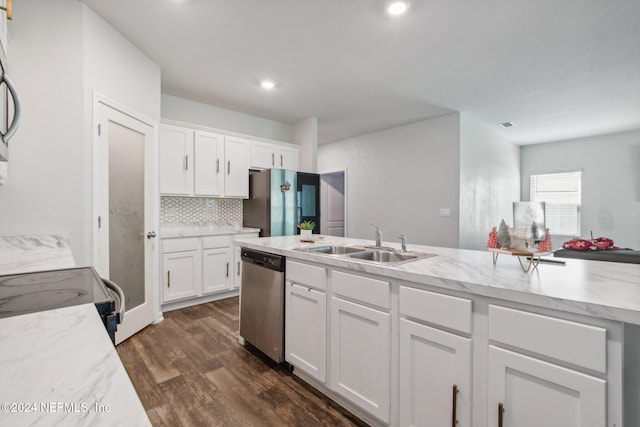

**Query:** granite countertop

left=234, top=235, right=640, bottom=325
left=0, top=235, right=76, bottom=275
left=160, top=221, right=260, bottom=238
left=0, top=304, right=150, bottom=427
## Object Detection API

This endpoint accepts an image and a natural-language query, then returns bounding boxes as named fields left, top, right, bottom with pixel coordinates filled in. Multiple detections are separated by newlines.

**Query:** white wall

left=83, top=7, right=161, bottom=265
left=459, top=115, right=521, bottom=250
left=83, top=10, right=161, bottom=123
left=318, top=114, right=461, bottom=248
left=0, top=1, right=161, bottom=265
left=521, top=129, right=640, bottom=249
left=161, top=94, right=290, bottom=142
left=0, top=1, right=86, bottom=261
left=290, top=116, right=317, bottom=173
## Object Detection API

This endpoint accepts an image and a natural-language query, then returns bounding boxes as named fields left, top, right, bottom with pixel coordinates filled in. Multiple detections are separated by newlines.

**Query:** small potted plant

left=298, top=220, right=315, bottom=240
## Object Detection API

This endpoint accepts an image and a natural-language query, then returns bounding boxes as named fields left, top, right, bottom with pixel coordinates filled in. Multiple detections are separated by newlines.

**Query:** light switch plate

left=439, top=208, right=451, bottom=217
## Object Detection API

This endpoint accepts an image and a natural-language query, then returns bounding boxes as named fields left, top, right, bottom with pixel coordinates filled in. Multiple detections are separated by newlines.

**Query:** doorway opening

left=320, top=170, right=347, bottom=237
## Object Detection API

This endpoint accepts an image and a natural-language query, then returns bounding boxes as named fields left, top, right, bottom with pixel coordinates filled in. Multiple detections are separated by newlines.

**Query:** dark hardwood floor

left=117, top=297, right=366, bottom=427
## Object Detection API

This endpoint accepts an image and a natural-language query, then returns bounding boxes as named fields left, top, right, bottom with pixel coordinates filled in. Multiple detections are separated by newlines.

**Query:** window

left=530, top=171, right=581, bottom=236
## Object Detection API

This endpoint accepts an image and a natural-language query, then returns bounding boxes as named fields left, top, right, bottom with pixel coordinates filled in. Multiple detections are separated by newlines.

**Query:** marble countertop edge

left=0, top=304, right=151, bottom=427
left=160, top=227, right=260, bottom=239
left=233, top=235, right=640, bottom=325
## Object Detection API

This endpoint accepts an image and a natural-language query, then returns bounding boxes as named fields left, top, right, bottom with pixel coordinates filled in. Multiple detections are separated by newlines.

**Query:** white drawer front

left=400, top=286, right=472, bottom=334
left=287, top=260, right=327, bottom=291
left=202, top=235, right=232, bottom=249
left=332, top=270, right=390, bottom=310
left=162, top=237, right=200, bottom=253
left=489, top=305, right=606, bottom=373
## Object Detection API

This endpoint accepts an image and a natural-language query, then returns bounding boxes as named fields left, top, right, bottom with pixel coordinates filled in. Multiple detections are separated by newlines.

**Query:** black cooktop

left=0, top=267, right=114, bottom=318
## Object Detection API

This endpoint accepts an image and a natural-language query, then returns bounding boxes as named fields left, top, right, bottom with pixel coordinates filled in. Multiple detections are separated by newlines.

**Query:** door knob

left=147, top=231, right=157, bottom=239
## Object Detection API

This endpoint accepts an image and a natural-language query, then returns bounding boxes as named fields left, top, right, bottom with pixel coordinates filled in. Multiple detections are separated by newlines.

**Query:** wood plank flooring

left=117, top=297, right=367, bottom=427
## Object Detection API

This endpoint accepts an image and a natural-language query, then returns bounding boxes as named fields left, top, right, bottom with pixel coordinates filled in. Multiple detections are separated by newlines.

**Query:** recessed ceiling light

left=386, top=1, right=410, bottom=15
left=500, top=121, right=515, bottom=128
left=260, top=80, right=276, bottom=90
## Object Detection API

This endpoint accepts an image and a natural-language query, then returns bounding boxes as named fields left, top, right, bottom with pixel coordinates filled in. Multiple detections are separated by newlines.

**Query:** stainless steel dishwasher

left=239, top=247, right=286, bottom=363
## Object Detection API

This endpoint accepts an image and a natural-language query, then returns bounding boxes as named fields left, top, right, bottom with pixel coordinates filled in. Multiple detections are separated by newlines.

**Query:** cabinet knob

left=147, top=231, right=157, bottom=239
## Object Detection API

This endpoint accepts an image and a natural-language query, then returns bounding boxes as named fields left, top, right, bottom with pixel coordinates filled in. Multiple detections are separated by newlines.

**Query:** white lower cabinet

left=399, top=318, right=472, bottom=427
left=487, top=304, right=610, bottom=427
left=330, top=296, right=391, bottom=423
left=162, top=249, right=200, bottom=303
left=285, top=281, right=327, bottom=382
left=202, top=247, right=231, bottom=294
left=279, top=261, right=623, bottom=427
left=233, top=246, right=242, bottom=289
left=161, top=232, right=257, bottom=308
left=488, top=345, right=606, bottom=427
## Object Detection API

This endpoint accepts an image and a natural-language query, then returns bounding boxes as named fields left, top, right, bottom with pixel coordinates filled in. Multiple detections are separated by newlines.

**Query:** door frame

left=319, top=168, right=348, bottom=237
left=91, top=92, right=162, bottom=335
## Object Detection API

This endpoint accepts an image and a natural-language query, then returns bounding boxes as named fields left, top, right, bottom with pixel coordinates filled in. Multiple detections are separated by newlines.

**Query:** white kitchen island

left=235, top=235, right=640, bottom=427
left=0, top=304, right=151, bottom=427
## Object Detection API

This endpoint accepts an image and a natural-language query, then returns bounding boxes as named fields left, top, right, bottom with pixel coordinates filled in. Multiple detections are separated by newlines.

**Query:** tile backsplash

left=161, top=197, right=243, bottom=223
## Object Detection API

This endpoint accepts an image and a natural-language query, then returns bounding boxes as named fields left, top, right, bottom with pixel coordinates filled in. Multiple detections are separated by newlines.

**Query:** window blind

left=530, top=171, right=581, bottom=236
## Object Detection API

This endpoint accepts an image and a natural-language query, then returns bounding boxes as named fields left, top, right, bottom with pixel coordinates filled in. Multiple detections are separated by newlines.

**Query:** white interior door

left=97, top=101, right=157, bottom=344
left=320, top=171, right=346, bottom=237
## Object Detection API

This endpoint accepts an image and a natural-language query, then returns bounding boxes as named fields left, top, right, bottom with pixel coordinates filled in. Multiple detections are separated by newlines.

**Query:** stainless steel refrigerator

left=243, top=169, right=320, bottom=237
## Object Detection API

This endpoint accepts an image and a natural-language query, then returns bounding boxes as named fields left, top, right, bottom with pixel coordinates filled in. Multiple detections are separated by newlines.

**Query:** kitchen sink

left=347, top=250, right=436, bottom=265
left=295, top=244, right=435, bottom=266
left=299, top=245, right=367, bottom=255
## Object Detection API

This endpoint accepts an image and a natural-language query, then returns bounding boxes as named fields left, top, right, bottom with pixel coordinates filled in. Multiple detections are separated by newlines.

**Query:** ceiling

left=82, top=0, right=640, bottom=145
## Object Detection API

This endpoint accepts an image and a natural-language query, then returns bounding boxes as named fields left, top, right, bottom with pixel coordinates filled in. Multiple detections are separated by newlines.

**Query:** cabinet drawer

left=489, top=305, right=606, bottom=373
left=400, top=286, right=472, bottom=334
left=287, top=260, right=326, bottom=291
left=163, top=238, right=200, bottom=253
left=332, top=270, right=390, bottom=310
left=203, top=235, right=232, bottom=249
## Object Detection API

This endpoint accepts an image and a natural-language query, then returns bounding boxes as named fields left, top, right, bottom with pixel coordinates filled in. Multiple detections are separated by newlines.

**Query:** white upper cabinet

left=160, top=125, right=193, bottom=195
left=160, top=124, right=250, bottom=198
left=194, top=130, right=224, bottom=197
left=223, top=136, right=250, bottom=198
left=276, top=145, right=299, bottom=170
left=250, top=140, right=299, bottom=170
left=250, top=140, right=275, bottom=169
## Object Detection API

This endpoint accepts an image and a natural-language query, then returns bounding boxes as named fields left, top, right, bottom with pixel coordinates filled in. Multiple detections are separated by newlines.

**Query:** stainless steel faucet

left=398, top=234, right=407, bottom=252
left=369, top=222, right=382, bottom=247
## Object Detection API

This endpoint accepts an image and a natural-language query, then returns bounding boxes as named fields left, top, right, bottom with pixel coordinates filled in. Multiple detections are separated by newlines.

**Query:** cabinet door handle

left=216, top=158, right=220, bottom=173
left=226, top=262, right=229, bottom=277
left=167, top=270, right=171, bottom=288
left=498, top=402, right=504, bottom=427
left=185, top=155, right=189, bottom=171
left=227, top=160, right=231, bottom=174
left=280, top=154, right=283, bottom=167
left=452, top=384, right=458, bottom=427
left=272, top=153, right=275, bottom=166
left=237, top=261, right=240, bottom=276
